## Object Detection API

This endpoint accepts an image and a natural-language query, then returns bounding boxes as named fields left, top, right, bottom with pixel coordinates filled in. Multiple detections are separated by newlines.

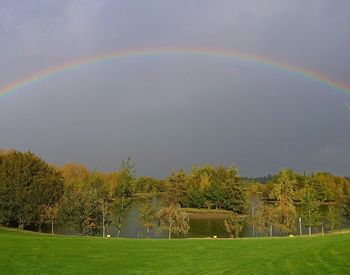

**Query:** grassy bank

left=0, top=228, right=349, bottom=274
left=183, top=207, right=232, bottom=219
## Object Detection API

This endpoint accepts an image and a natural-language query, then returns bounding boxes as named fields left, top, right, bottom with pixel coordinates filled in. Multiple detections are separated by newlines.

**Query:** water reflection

left=50, top=196, right=349, bottom=238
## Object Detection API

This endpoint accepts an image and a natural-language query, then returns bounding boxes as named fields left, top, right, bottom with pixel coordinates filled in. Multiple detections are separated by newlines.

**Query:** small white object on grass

left=107, top=235, right=111, bottom=238
left=213, top=235, right=217, bottom=239
left=289, top=235, right=294, bottom=237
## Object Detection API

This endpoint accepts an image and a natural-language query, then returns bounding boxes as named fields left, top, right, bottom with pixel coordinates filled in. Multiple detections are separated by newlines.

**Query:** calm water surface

left=51, top=196, right=349, bottom=238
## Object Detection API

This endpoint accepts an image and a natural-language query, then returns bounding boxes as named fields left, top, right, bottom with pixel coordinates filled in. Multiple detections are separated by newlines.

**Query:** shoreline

left=183, top=208, right=233, bottom=219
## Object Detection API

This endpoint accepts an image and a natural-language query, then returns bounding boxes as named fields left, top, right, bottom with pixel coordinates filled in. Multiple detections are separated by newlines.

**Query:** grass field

left=1, top=228, right=349, bottom=274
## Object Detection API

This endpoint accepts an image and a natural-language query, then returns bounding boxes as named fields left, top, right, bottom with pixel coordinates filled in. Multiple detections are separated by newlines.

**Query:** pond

left=49, top=195, right=349, bottom=238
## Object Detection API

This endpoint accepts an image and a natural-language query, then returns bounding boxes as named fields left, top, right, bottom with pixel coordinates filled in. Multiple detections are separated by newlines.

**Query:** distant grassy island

left=183, top=208, right=232, bottom=219
left=1, top=227, right=349, bottom=274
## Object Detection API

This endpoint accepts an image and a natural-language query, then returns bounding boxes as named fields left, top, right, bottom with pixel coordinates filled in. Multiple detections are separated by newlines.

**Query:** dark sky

left=0, top=0, right=349, bottom=177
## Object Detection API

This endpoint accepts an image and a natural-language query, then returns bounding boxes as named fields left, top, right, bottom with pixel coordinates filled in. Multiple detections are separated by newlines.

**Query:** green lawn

left=0, top=228, right=349, bottom=274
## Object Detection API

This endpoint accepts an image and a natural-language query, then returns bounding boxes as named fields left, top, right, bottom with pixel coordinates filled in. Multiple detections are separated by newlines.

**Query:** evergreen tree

left=205, top=167, right=226, bottom=209
left=223, top=167, right=247, bottom=213
left=186, top=186, right=205, bottom=208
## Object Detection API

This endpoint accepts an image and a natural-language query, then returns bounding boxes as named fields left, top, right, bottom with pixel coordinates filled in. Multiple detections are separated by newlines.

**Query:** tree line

left=0, top=150, right=189, bottom=238
left=244, top=169, right=350, bottom=238
left=0, top=149, right=349, bottom=238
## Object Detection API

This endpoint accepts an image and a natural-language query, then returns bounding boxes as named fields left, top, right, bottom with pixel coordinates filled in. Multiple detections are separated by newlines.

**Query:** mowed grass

left=0, top=228, right=349, bottom=274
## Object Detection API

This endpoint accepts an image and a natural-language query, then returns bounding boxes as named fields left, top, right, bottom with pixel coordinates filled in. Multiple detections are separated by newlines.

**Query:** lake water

left=50, top=196, right=349, bottom=238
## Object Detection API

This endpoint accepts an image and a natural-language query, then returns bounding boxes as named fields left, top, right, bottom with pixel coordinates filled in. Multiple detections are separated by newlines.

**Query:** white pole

left=299, top=217, right=302, bottom=236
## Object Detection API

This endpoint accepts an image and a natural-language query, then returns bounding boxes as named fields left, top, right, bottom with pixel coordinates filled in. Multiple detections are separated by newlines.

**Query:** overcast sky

left=0, top=0, right=349, bottom=177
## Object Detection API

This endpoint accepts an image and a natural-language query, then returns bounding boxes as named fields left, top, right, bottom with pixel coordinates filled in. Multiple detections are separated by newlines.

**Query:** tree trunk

left=19, top=217, right=25, bottom=229
left=251, top=197, right=254, bottom=238
left=308, top=210, right=311, bottom=236
left=168, top=223, right=172, bottom=239
left=270, top=225, right=273, bottom=237
left=102, top=202, right=106, bottom=238
left=117, top=220, right=121, bottom=237
left=102, top=217, right=105, bottom=238
left=117, top=198, right=124, bottom=238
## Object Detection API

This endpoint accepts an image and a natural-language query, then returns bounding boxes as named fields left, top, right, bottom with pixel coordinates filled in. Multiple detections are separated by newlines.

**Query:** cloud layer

left=1, top=0, right=349, bottom=176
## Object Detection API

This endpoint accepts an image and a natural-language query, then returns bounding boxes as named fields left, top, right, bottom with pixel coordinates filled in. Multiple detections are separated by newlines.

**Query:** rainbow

left=1, top=47, right=350, bottom=98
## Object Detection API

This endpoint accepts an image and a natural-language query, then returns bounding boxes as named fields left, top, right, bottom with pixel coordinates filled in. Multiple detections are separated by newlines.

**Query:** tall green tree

left=137, top=200, right=158, bottom=236
left=0, top=151, right=64, bottom=229
left=254, top=203, right=278, bottom=237
left=327, top=205, right=344, bottom=232
left=271, top=169, right=297, bottom=234
left=186, top=186, right=206, bottom=208
left=166, top=170, right=188, bottom=205
left=223, top=166, right=247, bottom=213
left=186, top=167, right=210, bottom=208
left=205, top=167, right=226, bottom=209
left=112, top=158, right=135, bottom=237
left=59, top=172, right=107, bottom=236
left=300, top=179, right=322, bottom=236
left=92, top=173, right=113, bottom=237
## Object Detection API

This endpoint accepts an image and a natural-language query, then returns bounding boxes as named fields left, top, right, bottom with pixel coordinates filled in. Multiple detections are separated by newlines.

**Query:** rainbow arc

left=1, top=47, right=349, bottom=98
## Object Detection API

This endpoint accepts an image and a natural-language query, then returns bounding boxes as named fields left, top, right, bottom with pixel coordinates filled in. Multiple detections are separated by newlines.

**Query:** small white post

left=299, top=217, right=302, bottom=236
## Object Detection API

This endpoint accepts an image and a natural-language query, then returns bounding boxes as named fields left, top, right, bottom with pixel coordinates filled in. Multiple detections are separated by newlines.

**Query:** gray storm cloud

left=0, top=0, right=349, bottom=177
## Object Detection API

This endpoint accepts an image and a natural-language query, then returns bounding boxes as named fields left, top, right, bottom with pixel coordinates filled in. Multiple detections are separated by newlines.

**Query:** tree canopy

left=0, top=148, right=349, bottom=238
left=0, top=151, right=64, bottom=229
